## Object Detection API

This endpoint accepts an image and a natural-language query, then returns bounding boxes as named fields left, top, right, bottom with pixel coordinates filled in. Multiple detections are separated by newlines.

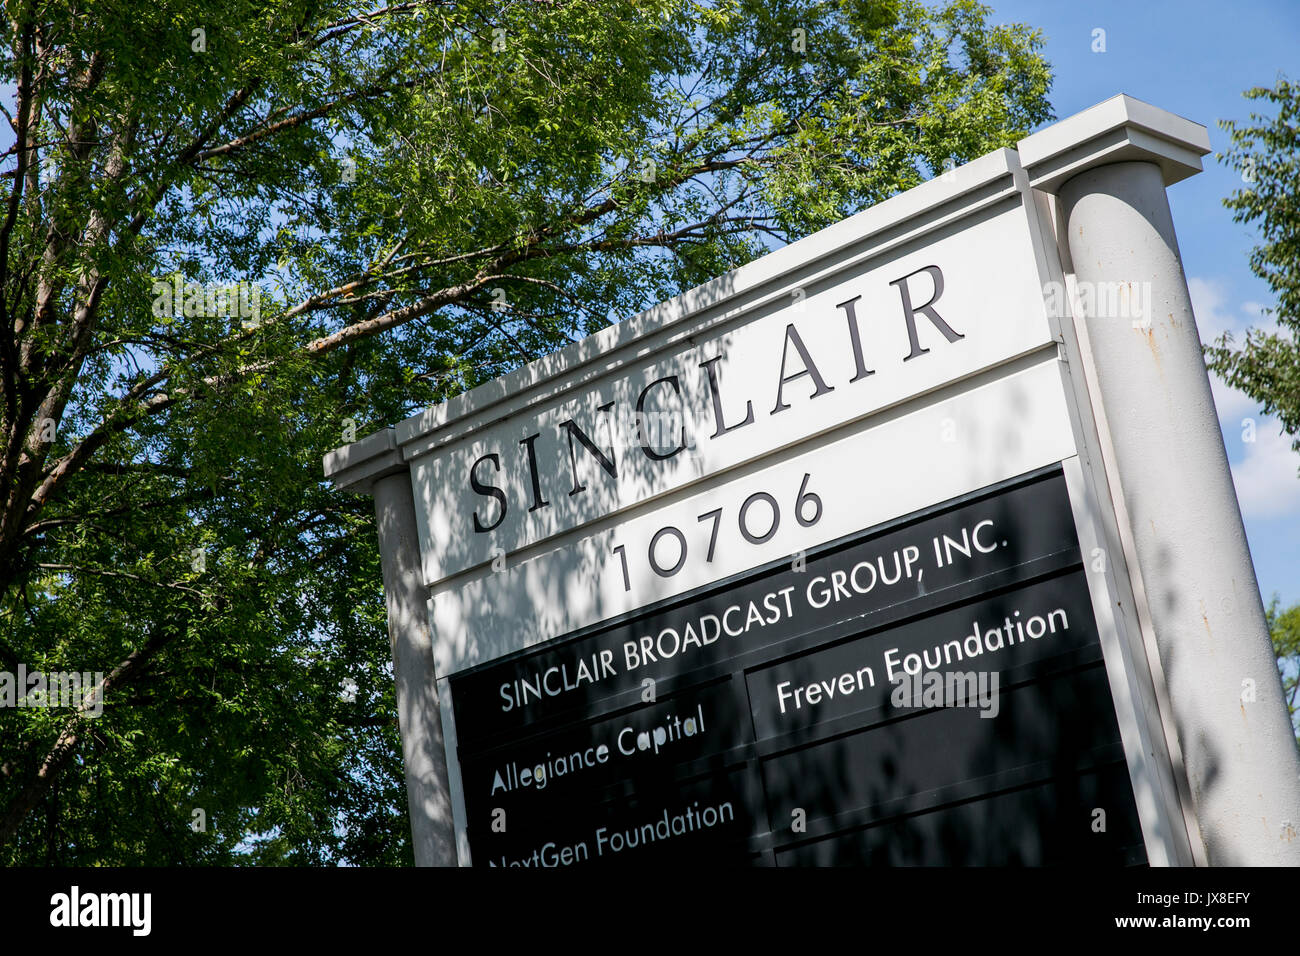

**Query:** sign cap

left=1017, top=94, right=1211, bottom=192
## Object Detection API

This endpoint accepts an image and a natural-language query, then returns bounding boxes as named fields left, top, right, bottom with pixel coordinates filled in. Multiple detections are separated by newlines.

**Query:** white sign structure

left=326, top=96, right=1300, bottom=867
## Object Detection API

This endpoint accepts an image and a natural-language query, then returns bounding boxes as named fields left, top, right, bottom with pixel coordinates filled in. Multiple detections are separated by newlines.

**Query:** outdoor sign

left=324, top=96, right=1300, bottom=866
left=451, top=467, right=1146, bottom=866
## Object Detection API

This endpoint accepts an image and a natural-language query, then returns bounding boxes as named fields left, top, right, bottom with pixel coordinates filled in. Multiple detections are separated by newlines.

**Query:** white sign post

left=325, top=96, right=1300, bottom=867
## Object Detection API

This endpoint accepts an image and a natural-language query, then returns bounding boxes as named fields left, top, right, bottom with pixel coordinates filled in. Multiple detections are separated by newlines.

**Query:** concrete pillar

left=324, top=427, right=457, bottom=865
left=372, top=471, right=457, bottom=867
left=1057, top=159, right=1300, bottom=864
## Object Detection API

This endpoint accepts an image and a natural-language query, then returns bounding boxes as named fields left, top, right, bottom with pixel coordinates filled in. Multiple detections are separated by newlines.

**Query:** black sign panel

left=447, top=466, right=1148, bottom=866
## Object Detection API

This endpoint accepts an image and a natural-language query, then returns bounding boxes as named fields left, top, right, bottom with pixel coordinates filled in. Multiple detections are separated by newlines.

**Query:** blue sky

left=988, top=0, right=1300, bottom=606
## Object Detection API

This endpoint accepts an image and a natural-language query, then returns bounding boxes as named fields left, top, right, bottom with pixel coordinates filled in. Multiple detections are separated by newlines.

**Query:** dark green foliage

left=1266, top=597, right=1300, bottom=746
left=0, top=0, right=1051, bottom=863
left=1208, top=78, right=1300, bottom=458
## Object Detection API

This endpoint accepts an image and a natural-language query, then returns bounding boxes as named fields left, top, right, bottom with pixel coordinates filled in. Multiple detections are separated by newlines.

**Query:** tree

left=1210, top=80, right=1300, bottom=749
left=1207, top=78, right=1300, bottom=456
left=0, top=0, right=1052, bottom=863
left=1266, top=597, right=1300, bottom=747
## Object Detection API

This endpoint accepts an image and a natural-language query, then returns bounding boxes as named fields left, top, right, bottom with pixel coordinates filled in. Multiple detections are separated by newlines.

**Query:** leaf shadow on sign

left=417, top=268, right=755, bottom=674
left=750, top=389, right=1152, bottom=867
left=761, top=657, right=1148, bottom=866
left=419, top=252, right=1170, bottom=866
left=1141, top=538, right=1227, bottom=864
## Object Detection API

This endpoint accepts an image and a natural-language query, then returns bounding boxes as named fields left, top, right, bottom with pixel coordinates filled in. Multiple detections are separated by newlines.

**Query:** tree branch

left=0, top=624, right=181, bottom=847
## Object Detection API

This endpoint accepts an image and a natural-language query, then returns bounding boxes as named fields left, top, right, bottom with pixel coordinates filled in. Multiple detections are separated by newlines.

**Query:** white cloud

left=1188, top=277, right=1271, bottom=426
left=1208, top=370, right=1260, bottom=426
left=1189, top=276, right=1237, bottom=344
left=1232, top=419, right=1300, bottom=519
left=1184, top=277, right=1300, bottom=517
